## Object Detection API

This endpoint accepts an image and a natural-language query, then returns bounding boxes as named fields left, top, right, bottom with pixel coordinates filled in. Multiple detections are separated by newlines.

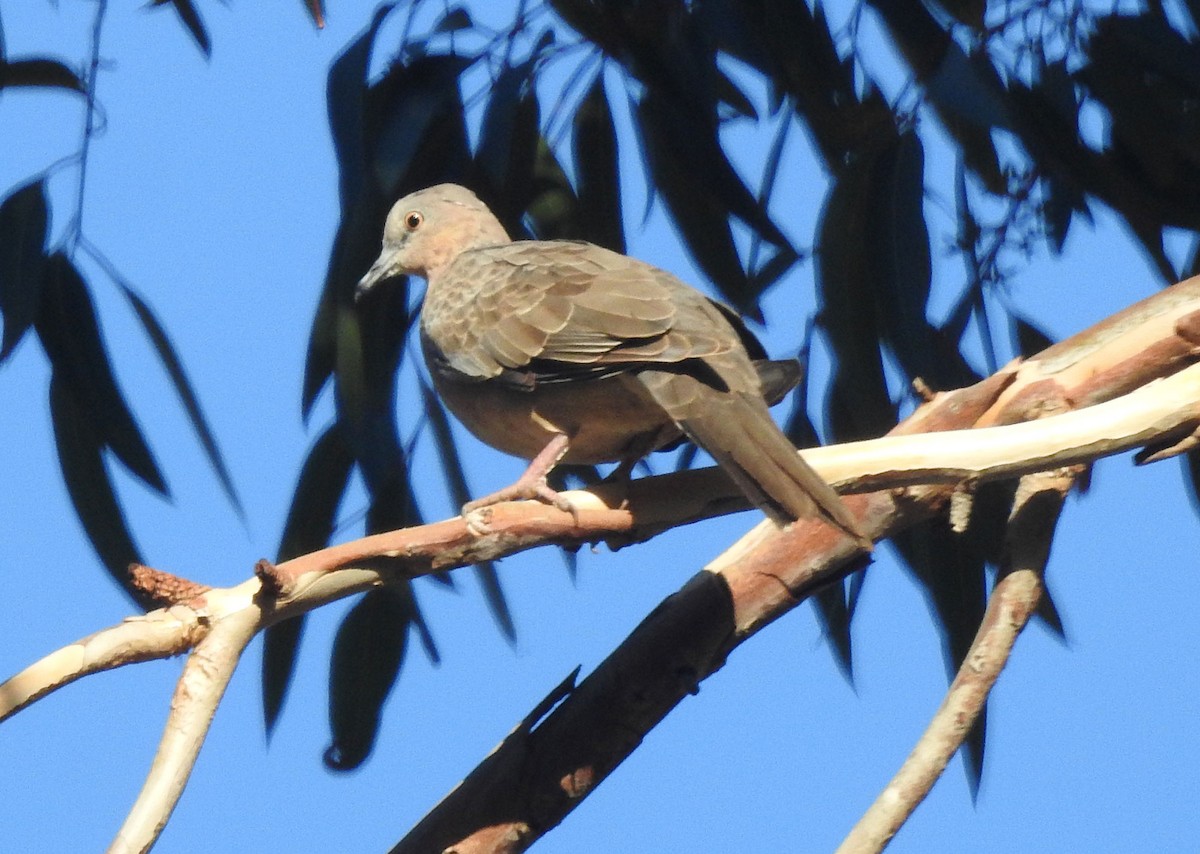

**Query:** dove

left=357, top=184, right=866, bottom=542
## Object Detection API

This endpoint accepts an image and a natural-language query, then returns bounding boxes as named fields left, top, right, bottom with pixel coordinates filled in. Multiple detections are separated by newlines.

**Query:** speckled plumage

left=358, top=183, right=864, bottom=538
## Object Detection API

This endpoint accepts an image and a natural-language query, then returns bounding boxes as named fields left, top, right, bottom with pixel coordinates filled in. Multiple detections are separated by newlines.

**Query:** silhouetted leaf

left=714, top=66, right=757, bottom=120
left=304, top=0, right=326, bottom=29
left=928, top=43, right=1012, bottom=132
left=703, top=0, right=862, bottom=164
left=419, top=379, right=515, bottom=641
left=871, top=129, right=938, bottom=383
left=262, top=617, right=305, bottom=739
left=150, top=0, right=212, bottom=58
left=326, top=587, right=411, bottom=770
left=547, top=0, right=618, bottom=53
left=869, top=1, right=1008, bottom=192
left=302, top=7, right=398, bottom=418
left=639, top=88, right=791, bottom=249
left=370, top=53, right=477, bottom=198
left=475, top=52, right=545, bottom=230
left=890, top=514, right=989, bottom=792
left=329, top=4, right=395, bottom=208
left=905, top=479, right=1018, bottom=791
left=746, top=107, right=794, bottom=281
left=816, top=144, right=897, bottom=443
left=1011, top=313, right=1055, bottom=359
left=528, top=137, right=582, bottom=240
left=264, top=422, right=357, bottom=734
left=1079, top=14, right=1200, bottom=233
left=118, top=283, right=243, bottom=520
left=813, top=583, right=853, bottom=681
left=35, top=254, right=167, bottom=494
left=0, top=179, right=49, bottom=360
left=434, top=6, right=472, bottom=33
left=0, top=59, right=86, bottom=93
left=302, top=288, right=337, bottom=419
left=49, top=374, right=148, bottom=606
left=1035, top=583, right=1066, bottom=638
left=349, top=282, right=422, bottom=537
left=573, top=71, right=624, bottom=252
left=635, top=94, right=751, bottom=312
left=929, top=0, right=986, bottom=30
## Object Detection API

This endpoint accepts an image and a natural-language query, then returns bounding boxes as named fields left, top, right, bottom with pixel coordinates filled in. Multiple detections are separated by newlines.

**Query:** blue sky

left=1, top=3, right=1198, bottom=852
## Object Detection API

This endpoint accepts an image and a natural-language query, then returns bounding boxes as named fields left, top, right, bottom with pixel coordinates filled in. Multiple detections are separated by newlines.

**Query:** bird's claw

left=463, top=506, right=494, bottom=536
left=460, top=477, right=580, bottom=536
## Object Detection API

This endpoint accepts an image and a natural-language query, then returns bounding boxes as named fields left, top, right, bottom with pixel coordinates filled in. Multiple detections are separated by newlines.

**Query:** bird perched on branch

left=357, top=183, right=866, bottom=544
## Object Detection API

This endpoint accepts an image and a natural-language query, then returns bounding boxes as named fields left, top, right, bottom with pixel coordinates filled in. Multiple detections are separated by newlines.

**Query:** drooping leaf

left=635, top=93, right=752, bottom=313
left=149, top=0, right=212, bottom=58
left=304, top=3, right=398, bottom=419
left=328, top=3, right=396, bottom=209
left=1011, top=313, right=1055, bottom=359
left=527, top=137, right=582, bottom=241
left=547, top=0, right=618, bottom=53
left=714, top=66, right=758, bottom=120
left=118, top=283, right=243, bottom=520
left=639, top=87, right=791, bottom=248
left=326, top=587, right=412, bottom=770
left=701, top=0, right=862, bottom=165
left=303, top=0, right=326, bottom=29
left=869, top=0, right=1008, bottom=192
left=433, top=6, right=472, bottom=33
left=746, top=108, right=794, bottom=279
left=35, top=254, right=167, bottom=495
left=1078, top=14, right=1200, bottom=233
left=302, top=287, right=337, bottom=419
left=573, top=70, right=624, bottom=252
left=0, top=58, right=86, bottom=93
left=474, top=52, right=545, bottom=232
left=369, top=52, right=477, bottom=198
left=870, top=129, right=939, bottom=384
left=903, top=478, right=1019, bottom=791
left=306, top=49, right=475, bottom=417
left=419, top=380, right=515, bottom=641
left=263, top=422, right=358, bottom=734
left=0, top=178, right=49, bottom=360
left=816, top=146, right=897, bottom=444
left=783, top=333, right=854, bottom=678
left=929, top=0, right=986, bottom=30
left=262, top=617, right=305, bottom=739
left=812, top=582, right=853, bottom=681
left=49, top=374, right=149, bottom=607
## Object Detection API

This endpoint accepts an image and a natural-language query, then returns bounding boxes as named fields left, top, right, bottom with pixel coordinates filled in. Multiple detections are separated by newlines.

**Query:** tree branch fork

left=4, top=277, right=1200, bottom=853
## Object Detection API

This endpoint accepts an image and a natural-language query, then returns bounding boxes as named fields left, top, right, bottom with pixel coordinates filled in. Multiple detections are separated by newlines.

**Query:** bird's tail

left=646, top=371, right=870, bottom=547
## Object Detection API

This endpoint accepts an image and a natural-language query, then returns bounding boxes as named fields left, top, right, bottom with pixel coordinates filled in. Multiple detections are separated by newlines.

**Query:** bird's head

left=356, top=184, right=510, bottom=299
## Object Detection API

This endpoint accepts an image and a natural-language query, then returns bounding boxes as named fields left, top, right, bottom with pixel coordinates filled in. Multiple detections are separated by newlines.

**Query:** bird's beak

left=355, top=251, right=398, bottom=302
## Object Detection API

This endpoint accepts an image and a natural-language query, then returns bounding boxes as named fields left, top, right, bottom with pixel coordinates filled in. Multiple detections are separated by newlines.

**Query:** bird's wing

left=426, top=240, right=740, bottom=384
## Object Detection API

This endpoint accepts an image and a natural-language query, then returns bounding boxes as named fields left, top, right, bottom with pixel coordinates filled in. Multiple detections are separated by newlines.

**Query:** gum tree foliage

left=3, top=0, right=1200, bottom=816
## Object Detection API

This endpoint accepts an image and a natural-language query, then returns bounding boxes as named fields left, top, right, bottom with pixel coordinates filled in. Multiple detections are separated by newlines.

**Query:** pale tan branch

left=835, top=469, right=1075, bottom=854
left=109, top=607, right=261, bottom=854
left=0, top=608, right=207, bottom=723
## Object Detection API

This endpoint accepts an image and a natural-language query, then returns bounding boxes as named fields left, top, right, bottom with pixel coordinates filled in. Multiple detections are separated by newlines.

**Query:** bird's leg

left=602, top=426, right=677, bottom=508
left=462, top=433, right=576, bottom=530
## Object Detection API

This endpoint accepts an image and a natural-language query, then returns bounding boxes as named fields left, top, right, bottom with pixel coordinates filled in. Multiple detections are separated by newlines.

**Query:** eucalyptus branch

left=836, top=467, right=1073, bottom=854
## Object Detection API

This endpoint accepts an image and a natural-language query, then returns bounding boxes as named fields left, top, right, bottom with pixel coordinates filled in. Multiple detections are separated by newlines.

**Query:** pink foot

left=461, top=434, right=578, bottom=532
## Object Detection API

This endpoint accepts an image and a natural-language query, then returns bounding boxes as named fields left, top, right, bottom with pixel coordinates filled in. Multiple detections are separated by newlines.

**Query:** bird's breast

left=429, top=367, right=680, bottom=464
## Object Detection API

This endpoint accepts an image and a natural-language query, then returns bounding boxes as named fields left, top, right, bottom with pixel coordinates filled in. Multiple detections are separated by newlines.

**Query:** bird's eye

left=404, top=211, right=423, bottom=231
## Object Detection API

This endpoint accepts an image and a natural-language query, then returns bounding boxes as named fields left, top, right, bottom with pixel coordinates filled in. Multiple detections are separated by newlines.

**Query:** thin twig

left=835, top=468, right=1073, bottom=854
left=68, top=0, right=108, bottom=251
